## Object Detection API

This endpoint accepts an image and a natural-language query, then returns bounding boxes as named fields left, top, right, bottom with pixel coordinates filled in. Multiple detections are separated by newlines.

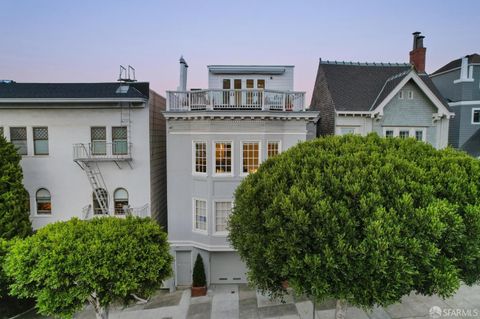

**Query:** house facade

left=164, top=60, right=318, bottom=286
left=0, top=80, right=167, bottom=229
left=311, top=32, right=453, bottom=148
left=430, top=54, right=480, bottom=156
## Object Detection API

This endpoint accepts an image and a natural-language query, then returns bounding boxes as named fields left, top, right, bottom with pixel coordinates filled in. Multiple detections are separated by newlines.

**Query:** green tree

left=192, top=254, right=206, bottom=287
left=229, top=134, right=480, bottom=319
left=0, top=135, right=32, bottom=240
left=5, top=217, right=173, bottom=319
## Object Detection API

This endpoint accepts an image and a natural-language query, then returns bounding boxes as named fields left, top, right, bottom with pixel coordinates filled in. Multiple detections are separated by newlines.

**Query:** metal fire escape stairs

left=74, top=101, right=132, bottom=217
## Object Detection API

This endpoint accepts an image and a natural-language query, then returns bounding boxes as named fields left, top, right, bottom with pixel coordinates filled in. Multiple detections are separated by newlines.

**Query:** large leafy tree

left=229, top=134, right=480, bottom=318
left=5, top=217, right=173, bottom=319
left=0, top=135, right=32, bottom=240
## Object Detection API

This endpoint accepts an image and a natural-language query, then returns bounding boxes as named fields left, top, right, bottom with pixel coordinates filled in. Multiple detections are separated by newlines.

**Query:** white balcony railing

left=166, top=89, right=306, bottom=112
left=73, top=142, right=132, bottom=162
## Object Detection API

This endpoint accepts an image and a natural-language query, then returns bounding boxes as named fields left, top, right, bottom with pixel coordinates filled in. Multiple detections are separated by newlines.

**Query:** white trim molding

left=170, top=240, right=236, bottom=252
left=212, top=140, right=234, bottom=177
left=448, top=101, right=480, bottom=107
left=370, top=70, right=455, bottom=119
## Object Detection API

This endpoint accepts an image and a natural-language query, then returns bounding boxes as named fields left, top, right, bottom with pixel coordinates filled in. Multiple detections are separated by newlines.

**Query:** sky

left=1, top=0, right=479, bottom=103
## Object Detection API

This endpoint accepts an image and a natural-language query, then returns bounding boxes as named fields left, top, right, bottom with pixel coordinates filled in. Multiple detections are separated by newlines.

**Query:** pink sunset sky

left=1, top=0, right=479, bottom=103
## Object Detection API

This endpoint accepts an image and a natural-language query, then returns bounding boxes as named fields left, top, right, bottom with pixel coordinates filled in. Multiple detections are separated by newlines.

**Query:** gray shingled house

left=430, top=54, right=480, bottom=156
left=310, top=32, right=453, bottom=149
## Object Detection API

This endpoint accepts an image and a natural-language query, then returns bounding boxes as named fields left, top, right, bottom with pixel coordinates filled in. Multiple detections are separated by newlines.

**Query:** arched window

left=36, top=188, right=51, bottom=215
left=93, top=188, right=108, bottom=215
left=114, top=188, right=129, bottom=215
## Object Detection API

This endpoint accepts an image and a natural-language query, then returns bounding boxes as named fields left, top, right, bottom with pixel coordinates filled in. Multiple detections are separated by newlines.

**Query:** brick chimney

left=409, top=32, right=426, bottom=73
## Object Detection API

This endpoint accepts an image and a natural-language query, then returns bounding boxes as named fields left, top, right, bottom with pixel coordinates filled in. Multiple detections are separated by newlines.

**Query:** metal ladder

left=77, top=144, right=109, bottom=215
left=120, top=103, right=132, bottom=143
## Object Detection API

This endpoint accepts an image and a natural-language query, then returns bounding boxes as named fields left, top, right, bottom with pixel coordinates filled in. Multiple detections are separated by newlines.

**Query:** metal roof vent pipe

left=178, top=56, right=188, bottom=92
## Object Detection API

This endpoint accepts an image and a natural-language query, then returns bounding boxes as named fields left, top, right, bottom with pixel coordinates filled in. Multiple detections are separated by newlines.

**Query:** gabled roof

left=0, top=82, right=150, bottom=100
left=311, top=60, right=451, bottom=114
left=313, top=61, right=411, bottom=112
left=431, top=54, right=480, bottom=75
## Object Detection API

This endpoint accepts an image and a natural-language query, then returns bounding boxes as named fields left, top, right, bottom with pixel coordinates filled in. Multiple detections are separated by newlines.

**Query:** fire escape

left=74, top=102, right=132, bottom=219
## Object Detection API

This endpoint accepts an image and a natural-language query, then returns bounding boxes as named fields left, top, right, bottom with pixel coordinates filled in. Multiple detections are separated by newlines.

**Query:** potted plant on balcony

left=191, top=254, right=207, bottom=297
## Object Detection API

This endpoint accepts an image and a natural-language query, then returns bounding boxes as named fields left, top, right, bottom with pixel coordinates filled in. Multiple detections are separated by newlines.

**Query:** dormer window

left=398, top=91, right=404, bottom=99
left=408, top=91, right=414, bottom=99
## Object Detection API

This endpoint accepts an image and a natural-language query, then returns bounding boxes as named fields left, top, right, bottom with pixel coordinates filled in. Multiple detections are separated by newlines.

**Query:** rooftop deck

left=166, top=89, right=306, bottom=112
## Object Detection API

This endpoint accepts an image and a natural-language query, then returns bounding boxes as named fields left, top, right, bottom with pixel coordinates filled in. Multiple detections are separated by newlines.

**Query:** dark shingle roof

left=311, top=60, right=450, bottom=112
left=0, top=82, right=150, bottom=100
left=432, top=54, right=480, bottom=75
left=314, top=61, right=411, bottom=112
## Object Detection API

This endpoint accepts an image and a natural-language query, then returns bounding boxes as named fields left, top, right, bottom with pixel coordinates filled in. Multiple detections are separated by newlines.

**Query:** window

left=399, top=130, right=410, bottom=139
left=472, top=109, right=480, bottom=124
left=194, top=199, right=207, bottom=232
left=339, top=127, right=356, bottom=135
left=246, top=79, right=254, bottom=89
left=33, top=127, right=49, bottom=155
left=242, top=142, right=260, bottom=174
left=114, top=188, right=128, bottom=215
left=93, top=188, right=108, bottom=215
left=10, top=127, right=27, bottom=155
left=36, top=188, right=51, bottom=215
left=383, top=128, right=426, bottom=141
left=194, top=142, right=207, bottom=174
left=415, top=130, right=424, bottom=141
left=407, top=91, right=414, bottom=99
left=215, top=142, right=232, bottom=174
left=112, top=127, right=128, bottom=155
left=398, top=91, right=404, bottom=99
left=267, top=141, right=280, bottom=158
left=0, top=127, right=3, bottom=137
left=215, top=201, right=232, bottom=233
left=91, top=127, right=106, bottom=155
left=257, top=79, right=265, bottom=89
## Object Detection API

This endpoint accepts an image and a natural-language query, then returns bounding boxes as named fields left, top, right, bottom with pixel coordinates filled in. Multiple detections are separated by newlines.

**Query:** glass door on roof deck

left=234, top=79, right=242, bottom=106
left=222, top=79, right=230, bottom=107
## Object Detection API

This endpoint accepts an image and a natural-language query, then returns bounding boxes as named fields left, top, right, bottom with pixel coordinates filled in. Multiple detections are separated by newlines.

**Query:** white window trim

left=212, top=140, right=234, bottom=177
left=212, top=199, right=233, bottom=236
left=240, top=140, right=261, bottom=177
left=266, top=140, right=282, bottom=159
left=472, top=108, right=480, bottom=125
left=382, top=127, right=427, bottom=142
left=192, top=140, right=208, bottom=176
left=398, top=90, right=404, bottom=99
left=407, top=91, right=414, bottom=99
left=337, top=126, right=358, bottom=135
left=192, top=198, right=208, bottom=235
left=34, top=187, right=52, bottom=217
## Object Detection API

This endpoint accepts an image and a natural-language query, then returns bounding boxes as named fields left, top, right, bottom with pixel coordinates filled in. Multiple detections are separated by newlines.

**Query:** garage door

left=176, top=251, right=192, bottom=286
left=210, top=252, right=248, bottom=284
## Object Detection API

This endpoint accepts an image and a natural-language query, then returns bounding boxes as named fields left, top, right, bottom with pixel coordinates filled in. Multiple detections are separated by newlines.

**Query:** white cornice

left=163, top=110, right=320, bottom=122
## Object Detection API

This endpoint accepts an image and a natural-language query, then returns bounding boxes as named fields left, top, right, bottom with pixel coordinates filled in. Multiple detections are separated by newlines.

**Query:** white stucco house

left=164, top=58, right=319, bottom=286
left=0, top=80, right=167, bottom=230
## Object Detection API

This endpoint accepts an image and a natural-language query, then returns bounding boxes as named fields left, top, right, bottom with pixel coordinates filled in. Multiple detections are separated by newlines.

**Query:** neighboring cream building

left=164, top=59, right=319, bottom=286
left=0, top=80, right=167, bottom=230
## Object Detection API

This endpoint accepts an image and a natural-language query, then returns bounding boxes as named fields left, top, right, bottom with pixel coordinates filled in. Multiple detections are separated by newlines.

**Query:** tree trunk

left=335, top=299, right=347, bottom=319
left=95, top=306, right=109, bottom=319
